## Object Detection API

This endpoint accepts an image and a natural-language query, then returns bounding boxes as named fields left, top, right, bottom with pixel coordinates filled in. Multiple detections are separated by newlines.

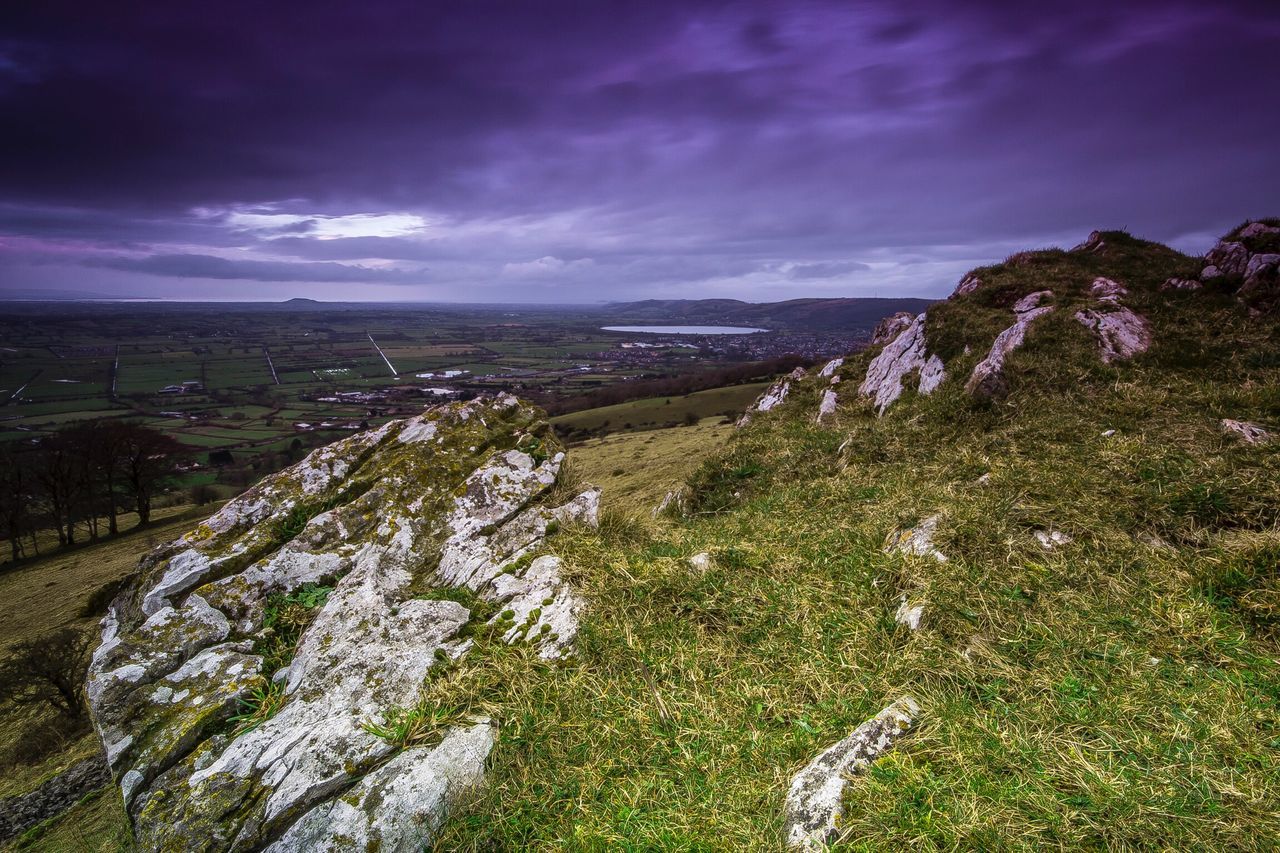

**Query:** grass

left=424, top=233, right=1280, bottom=849
left=568, top=418, right=735, bottom=513
left=550, top=382, right=769, bottom=437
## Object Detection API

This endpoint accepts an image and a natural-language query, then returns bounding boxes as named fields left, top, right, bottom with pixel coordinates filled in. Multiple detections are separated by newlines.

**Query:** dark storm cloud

left=0, top=0, right=1278, bottom=300
left=90, top=254, right=426, bottom=283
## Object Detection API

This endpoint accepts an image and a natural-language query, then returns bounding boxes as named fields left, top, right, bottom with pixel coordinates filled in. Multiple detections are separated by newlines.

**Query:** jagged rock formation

left=783, top=698, right=919, bottom=850
left=737, top=367, right=806, bottom=427
left=818, top=357, right=843, bottom=378
left=870, top=311, right=914, bottom=344
left=965, top=290, right=1055, bottom=398
left=1221, top=419, right=1272, bottom=445
left=1202, top=220, right=1280, bottom=312
left=1074, top=277, right=1152, bottom=363
left=86, top=395, right=598, bottom=851
left=858, top=314, right=945, bottom=415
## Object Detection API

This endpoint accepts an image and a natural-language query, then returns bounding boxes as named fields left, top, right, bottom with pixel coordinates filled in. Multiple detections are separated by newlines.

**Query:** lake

left=600, top=325, right=768, bottom=334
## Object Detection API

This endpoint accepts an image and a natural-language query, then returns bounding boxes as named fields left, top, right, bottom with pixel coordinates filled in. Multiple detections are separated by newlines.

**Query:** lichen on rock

left=87, top=394, right=595, bottom=851
left=783, top=697, right=919, bottom=850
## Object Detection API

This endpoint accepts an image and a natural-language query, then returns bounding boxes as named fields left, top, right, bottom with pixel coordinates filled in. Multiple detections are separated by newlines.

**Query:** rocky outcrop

left=870, top=312, right=914, bottom=344
left=1160, top=277, right=1202, bottom=292
left=1071, top=230, right=1108, bottom=253
left=1221, top=419, right=1272, bottom=445
left=737, top=367, right=806, bottom=427
left=1074, top=278, right=1151, bottom=364
left=950, top=273, right=981, bottom=298
left=858, top=314, right=945, bottom=415
left=87, top=395, right=598, bottom=851
left=965, top=290, right=1054, bottom=398
left=1202, top=241, right=1250, bottom=279
left=817, top=357, right=843, bottom=378
left=0, top=753, right=111, bottom=843
left=1202, top=220, right=1280, bottom=312
left=783, top=698, right=919, bottom=850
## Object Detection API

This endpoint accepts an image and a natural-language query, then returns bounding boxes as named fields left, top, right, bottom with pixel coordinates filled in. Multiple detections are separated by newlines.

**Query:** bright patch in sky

left=225, top=211, right=427, bottom=240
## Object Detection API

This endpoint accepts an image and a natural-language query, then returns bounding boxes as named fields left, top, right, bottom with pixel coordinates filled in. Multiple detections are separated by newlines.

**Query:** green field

left=551, top=381, right=768, bottom=436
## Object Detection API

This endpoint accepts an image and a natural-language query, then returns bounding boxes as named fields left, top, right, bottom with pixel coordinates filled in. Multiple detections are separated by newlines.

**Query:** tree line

left=0, top=422, right=186, bottom=563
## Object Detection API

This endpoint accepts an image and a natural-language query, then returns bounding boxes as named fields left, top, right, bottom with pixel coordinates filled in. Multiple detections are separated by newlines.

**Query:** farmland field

left=0, top=300, right=867, bottom=509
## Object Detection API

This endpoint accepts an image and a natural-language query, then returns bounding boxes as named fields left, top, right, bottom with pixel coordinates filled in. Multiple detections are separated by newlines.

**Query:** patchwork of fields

left=2, top=303, right=844, bottom=501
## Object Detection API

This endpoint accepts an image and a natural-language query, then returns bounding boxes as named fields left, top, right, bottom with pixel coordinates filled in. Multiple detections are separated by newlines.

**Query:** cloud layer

left=1, top=0, right=1278, bottom=301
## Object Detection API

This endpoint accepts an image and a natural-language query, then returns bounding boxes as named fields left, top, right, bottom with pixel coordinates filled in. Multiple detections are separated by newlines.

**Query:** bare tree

left=117, top=424, right=186, bottom=526
left=0, top=628, right=94, bottom=722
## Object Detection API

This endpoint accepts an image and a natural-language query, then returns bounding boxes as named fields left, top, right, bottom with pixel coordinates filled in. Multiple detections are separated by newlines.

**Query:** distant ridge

left=600, top=296, right=935, bottom=333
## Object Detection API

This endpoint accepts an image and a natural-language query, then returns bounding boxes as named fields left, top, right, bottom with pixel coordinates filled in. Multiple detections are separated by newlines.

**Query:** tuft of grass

left=226, top=682, right=287, bottom=736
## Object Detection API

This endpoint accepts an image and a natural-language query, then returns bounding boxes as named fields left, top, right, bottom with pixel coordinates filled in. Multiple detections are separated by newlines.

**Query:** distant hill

left=600, top=297, right=935, bottom=333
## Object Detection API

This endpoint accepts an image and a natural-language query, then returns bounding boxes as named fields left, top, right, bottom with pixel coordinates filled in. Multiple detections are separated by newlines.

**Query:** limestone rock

left=818, top=357, right=843, bottom=378
left=870, top=312, right=914, bottom=345
left=1238, top=222, right=1280, bottom=239
left=265, top=721, right=495, bottom=853
left=816, top=389, right=838, bottom=425
left=965, top=290, right=1054, bottom=398
left=783, top=697, right=919, bottom=850
left=87, top=395, right=592, bottom=851
left=1202, top=241, right=1249, bottom=278
left=688, top=552, right=713, bottom=574
left=884, top=514, right=947, bottom=562
left=951, top=273, right=981, bottom=298
left=737, top=367, right=806, bottom=427
left=1033, top=529, right=1073, bottom=550
left=894, top=598, right=924, bottom=630
left=1074, top=278, right=1150, bottom=364
left=1071, top=230, right=1107, bottom=253
left=858, top=314, right=945, bottom=415
left=1221, top=419, right=1272, bottom=445
left=1160, top=277, right=1202, bottom=292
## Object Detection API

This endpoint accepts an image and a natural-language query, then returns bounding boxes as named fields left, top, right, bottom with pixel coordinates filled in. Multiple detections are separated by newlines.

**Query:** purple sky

left=1, top=0, right=1278, bottom=302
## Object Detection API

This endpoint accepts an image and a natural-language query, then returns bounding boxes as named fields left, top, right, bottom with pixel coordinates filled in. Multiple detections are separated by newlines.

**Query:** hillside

left=6, top=221, right=1280, bottom=850
left=601, top=297, right=935, bottom=333
left=424, top=222, right=1280, bottom=848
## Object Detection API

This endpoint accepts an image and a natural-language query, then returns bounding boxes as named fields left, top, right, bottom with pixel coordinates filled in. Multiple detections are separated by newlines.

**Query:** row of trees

left=0, top=422, right=186, bottom=562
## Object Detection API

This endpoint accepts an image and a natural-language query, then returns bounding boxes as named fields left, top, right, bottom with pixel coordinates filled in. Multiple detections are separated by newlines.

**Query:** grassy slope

left=427, top=232, right=1280, bottom=849
left=550, top=382, right=769, bottom=436
left=567, top=418, right=734, bottom=514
